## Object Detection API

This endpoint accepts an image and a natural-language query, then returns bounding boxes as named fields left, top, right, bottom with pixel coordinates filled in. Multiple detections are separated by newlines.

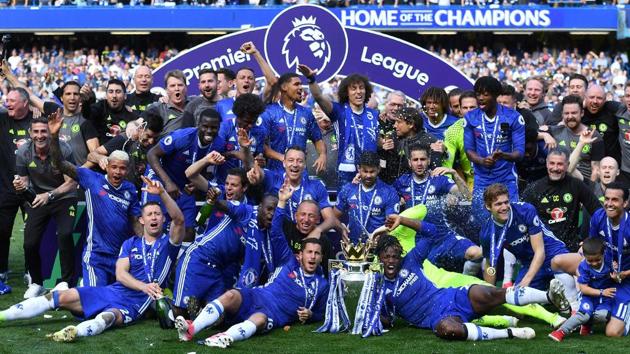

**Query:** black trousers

left=0, top=192, right=24, bottom=273
left=23, top=197, right=77, bottom=286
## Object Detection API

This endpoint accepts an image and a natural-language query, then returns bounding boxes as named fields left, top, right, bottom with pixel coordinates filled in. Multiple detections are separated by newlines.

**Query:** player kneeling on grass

left=377, top=215, right=571, bottom=341
left=549, top=237, right=616, bottom=341
left=174, top=181, right=329, bottom=348
left=0, top=177, right=184, bottom=342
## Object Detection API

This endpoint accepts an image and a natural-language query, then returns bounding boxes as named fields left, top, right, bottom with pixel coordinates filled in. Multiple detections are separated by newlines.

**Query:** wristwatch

left=47, top=191, right=56, bottom=201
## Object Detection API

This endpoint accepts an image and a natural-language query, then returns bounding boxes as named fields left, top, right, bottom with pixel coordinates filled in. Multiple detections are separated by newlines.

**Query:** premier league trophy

left=316, top=226, right=385, bottom=337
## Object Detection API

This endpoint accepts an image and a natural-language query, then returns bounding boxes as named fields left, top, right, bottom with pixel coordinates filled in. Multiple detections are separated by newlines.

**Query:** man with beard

left=549, top=74, right=588, bottom=125
left=335, top=152, right=400, bottom=244
left=144, top=70, right=193, bottom=136
left=448, top=88, right=463, bottom=118
left=522, top=76, right=551, bottom=126
left=464, top=76, right=525, bottom=224
left=262, top=73, right=326, bottom=174
left=126, top=65, right=161, bottom=114
left=184, top=69, right=221, bottom=126
left=48, top=112, right=143, bottom=288
left=544, top=95, right=605, bottom=181
left=375, top=222, right=569, bottom=341
left=14, top=117, right=78, bottom=297
left=0, top=87, right=33, bottom=285
left=522, top=148, right=600, bottom=252
left=300, top=64, right=379, bottom=190
left=587, top=183, right=630, bottom=337
left=83, top=79, right=138, bottom=144
left=146, top=109, right=221, bottom=242
left=582, top=85, right=623, bottom=164
left=86, top=112, right=164, bottom=194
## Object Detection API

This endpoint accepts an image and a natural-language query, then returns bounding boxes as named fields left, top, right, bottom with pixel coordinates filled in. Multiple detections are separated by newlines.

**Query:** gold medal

left=486, top=267, right=496, bottom=276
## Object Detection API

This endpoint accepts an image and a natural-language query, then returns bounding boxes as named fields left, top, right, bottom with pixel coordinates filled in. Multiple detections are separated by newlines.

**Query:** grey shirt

left=145, top=100, right=193, bottom=137
left=184, top=95, right=218, bottom=126
left=549, top=125, right=604, bottom=181
left=15, top=139, right=76, bottom=200
left=306, top=128, right=338, bottom=190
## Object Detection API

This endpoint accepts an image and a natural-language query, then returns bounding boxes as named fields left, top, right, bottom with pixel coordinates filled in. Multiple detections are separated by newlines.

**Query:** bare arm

left=115, top=257, right=162, bottom=300
left=263, top=144, right=284, bottom=163
left=147, top=144, right=179, bottom=199
left=241, top=42, right=278, bottom=94
left=298, top=64, right=333, bottom=115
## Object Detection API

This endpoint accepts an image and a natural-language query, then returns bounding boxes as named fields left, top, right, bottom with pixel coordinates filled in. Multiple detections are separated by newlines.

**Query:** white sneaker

left=509, top=327, right=536, bottom=339
left=23, top=283, right=46, bottom=299
left=51, top=282, right=69, bottom=292
left=547, top=279, right=570, bottom=313
left=204, top=332, right=233, bottom=348
left=175, top=316, right=194, bottom=341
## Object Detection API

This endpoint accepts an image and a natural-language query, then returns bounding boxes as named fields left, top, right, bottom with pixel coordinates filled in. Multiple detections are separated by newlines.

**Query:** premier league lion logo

left=281, top=16, right=332, bottom=75
left=265, top=4, right=348, bottom=83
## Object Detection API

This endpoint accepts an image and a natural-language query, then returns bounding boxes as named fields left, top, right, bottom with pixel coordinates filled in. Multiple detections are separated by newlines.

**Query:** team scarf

left=315, top=267, right=350, bottom=333
left=352, top=271, right=385, bottom=338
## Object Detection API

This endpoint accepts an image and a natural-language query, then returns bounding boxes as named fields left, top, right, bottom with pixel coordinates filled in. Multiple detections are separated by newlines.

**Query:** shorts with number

left=228, top=287, right=274, bottom=332
left=82, top=251, right=117, bottom=287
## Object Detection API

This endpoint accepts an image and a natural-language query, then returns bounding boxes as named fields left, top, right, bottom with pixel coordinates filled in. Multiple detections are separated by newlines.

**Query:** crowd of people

left=0, top=36, right=629, bottom=348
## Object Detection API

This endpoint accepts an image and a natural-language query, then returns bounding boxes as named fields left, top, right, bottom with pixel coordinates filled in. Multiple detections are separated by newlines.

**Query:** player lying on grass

left=376, top=214, right=570, bottom=341
left=549, top=237, right=616, bottom=341
left=385, top=204, right=567, bottom=328
left=0, top=177, right=184, bottom=342
left=174, top=181, right=329, bottom=348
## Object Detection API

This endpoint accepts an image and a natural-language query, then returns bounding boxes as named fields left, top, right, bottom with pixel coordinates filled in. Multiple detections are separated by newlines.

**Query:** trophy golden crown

left=341, top=240, right=371, bottom=262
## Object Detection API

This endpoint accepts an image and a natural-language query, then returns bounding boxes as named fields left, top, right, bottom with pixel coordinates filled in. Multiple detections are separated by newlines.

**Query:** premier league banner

left=154, top=4, right=473, bottom=101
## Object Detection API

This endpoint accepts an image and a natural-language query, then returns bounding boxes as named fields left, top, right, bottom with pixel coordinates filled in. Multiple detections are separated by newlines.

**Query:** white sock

left=192, top=299, right=224, bottom=335
left=463, top=260, right=482, bottom=276
left=554, top=273, right=579, bottom=311
left=0, top=296, right=54, bottom=320
left=225, top=320, right=257, bottom=342
left=76, top=312, right=115, bottom=337
left=505, top=286, right=548, bottom=306
left=464, top=322, right=509, bottom=341
left=502, top=249, right=516, bottom=284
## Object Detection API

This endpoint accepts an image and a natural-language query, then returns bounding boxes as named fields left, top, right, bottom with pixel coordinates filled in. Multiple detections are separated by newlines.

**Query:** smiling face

left=487, top=193, right=511, bottom=224
left=604, top=188, right=628, bottom=221
left=140, top=204, right=165, bottom=237
left=197, top=115, right=220, bottom=146
left=6, top=90, right=29, bottom=119
left=295, top=202, right=320, bottom=235
left=525, top=79, right=544, bottom=106
left=562, top=102, right=583, bottom=130
left=30, top=122, right=49, bottom=150
left=198, top=72, right=218, bottom=101
left=546, top=153, right=567, bottom=181
left=284, top=149, right=306, bottom=183
left=299, top=241, right=323, bottom=275
left=257, top=196, right=278, bottom=229
left=347, top=82, right=366, bottom=109
left=585, top=86, right=605, bottom=115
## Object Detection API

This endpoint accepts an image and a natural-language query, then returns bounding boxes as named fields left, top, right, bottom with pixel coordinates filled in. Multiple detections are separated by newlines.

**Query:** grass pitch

left=0, top=217, right=627, bottom=353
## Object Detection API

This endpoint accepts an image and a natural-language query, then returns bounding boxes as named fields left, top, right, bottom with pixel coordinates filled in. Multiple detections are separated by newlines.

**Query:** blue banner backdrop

left=154, top=5, right=473, bottom=100
left=0, top=5, right=619, bottom=32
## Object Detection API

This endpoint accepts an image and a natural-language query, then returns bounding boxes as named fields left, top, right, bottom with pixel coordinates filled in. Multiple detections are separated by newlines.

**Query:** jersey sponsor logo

left=395, top=272, right=418, bottom=297
left=102, top=191, right=131, bottom=207
left=510, top=235, right=530, bottom=246
left=164, top=136, right=173, bottom=145
left=547, top=207, right=567, bottom=224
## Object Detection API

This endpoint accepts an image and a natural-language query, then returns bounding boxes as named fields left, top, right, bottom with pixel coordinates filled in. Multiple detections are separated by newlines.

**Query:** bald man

left=582, top=85, right=625, bottom=164
left=592, top=157, right=623, bottom=202
left=126, top=65, right=161, bottom=114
